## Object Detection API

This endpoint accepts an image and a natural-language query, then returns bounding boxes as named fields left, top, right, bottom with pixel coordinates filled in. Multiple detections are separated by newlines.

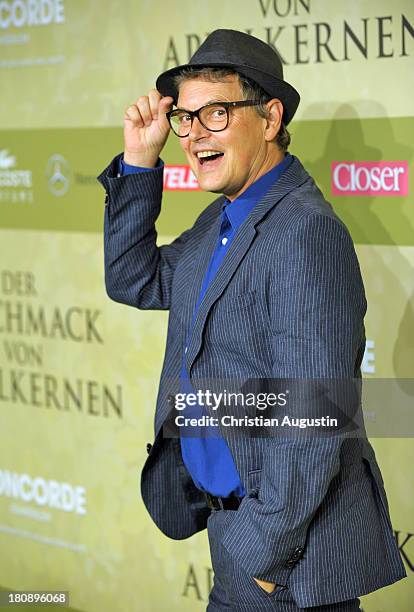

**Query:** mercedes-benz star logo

left=46, top=154, right=71, bottom=196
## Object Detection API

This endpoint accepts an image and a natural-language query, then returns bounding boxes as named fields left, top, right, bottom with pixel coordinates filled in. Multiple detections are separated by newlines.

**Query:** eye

left=212, top=108, right=226, bottom=118
left=203, top=105, right=227, bottom=123
left=177, top=113, right=191, bottom=124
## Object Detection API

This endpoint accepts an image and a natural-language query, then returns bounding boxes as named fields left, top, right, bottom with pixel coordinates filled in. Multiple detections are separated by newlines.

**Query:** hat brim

left=156, top=62, right=300, bottom=125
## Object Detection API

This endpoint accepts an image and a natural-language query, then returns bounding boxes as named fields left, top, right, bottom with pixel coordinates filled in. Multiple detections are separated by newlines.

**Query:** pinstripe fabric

left=98, top=154, right=406, bottom=608
left=207, top=508, right=361, bottom=611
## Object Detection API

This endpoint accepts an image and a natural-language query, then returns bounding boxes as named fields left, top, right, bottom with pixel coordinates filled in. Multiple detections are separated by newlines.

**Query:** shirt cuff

left=118, top=156, right=163, bottom=176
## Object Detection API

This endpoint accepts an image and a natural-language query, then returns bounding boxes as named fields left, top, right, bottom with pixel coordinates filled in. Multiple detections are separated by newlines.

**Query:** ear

left=264, top=98, right=283, bottom=142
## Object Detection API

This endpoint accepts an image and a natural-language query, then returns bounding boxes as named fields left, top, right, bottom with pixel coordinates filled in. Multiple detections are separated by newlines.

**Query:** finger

left=135, top=96, right=153, bottom=126
left=158, top=95, right=174, bottom=128
left=158, top=95, right=174, bottom=114
left=124, top=104, right=144, bottom=127
left=148, top=89, right=162, bottom=119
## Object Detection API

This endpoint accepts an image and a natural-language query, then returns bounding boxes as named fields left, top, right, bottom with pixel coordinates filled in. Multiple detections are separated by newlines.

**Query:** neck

left=226, top=147, right=285, bottom=202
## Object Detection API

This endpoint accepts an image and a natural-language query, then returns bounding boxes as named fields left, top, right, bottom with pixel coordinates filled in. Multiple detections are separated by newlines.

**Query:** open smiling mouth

left=196, top=151, right=224, bottom=168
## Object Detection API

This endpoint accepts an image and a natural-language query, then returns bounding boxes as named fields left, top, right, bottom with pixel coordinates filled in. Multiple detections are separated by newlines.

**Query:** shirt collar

left=222, top=153, right=292, bottom=232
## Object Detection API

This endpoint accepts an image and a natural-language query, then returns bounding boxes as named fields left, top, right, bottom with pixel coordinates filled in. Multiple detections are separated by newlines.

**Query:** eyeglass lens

left=169, top=104, right=228, bottom=136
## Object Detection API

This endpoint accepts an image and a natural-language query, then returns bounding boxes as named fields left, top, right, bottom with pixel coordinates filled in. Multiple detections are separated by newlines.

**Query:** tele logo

left=163, top=165, right=200, bottom=191
left=331, top=161, right=408, bottom=196
left=0, top=469, right=86, bottom=515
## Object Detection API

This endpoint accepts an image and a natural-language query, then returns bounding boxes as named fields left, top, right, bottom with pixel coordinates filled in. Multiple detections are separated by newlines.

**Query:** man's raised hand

left=123, top=89, right=174, bottom=168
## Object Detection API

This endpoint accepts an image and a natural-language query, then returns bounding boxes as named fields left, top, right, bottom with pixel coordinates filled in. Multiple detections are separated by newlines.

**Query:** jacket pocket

left=247, top=468, right=262, bottom=495
left=218, top=290, right=257, bottom=313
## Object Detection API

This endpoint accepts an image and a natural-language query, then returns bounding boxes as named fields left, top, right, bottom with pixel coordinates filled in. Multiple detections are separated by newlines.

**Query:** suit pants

left=206, top=508, right=361, bottom=612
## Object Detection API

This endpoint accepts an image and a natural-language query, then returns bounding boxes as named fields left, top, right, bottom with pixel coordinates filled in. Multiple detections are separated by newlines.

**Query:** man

left=98, top=29, right=406, bottom=611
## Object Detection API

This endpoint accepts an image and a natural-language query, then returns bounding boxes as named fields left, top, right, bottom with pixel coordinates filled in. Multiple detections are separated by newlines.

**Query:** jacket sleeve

left=97, top=153, right=193, bottom=310
left=221, top=213, right=367, bottom=585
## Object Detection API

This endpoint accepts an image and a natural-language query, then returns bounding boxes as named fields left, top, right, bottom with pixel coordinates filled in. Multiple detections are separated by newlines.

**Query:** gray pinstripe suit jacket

left=98, top=154, right=406, bottom=607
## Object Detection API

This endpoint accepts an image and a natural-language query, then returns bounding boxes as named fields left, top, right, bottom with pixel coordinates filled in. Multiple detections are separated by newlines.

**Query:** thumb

left=157, top=95, right=174, bottom=131
left=158, top=96, right=174, bottom=124
left=159, top=95, right=174, bottom=115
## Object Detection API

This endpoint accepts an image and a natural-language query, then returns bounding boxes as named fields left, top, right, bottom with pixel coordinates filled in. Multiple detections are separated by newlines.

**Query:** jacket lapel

left=185, top=156, right=310, bottom=375
left=182, top=199, right=224, bottom=327
left=185, top=221, right=257, bottom=375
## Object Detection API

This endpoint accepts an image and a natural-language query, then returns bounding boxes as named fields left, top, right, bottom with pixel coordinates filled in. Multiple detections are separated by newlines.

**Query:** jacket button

left=167, top=394, right=175, bottom=407
left=293, top=547, right=304, bottom=559
left=146, top=443, right=152, bottom=454
left=104, top=194, right=109, bottom=205
left=286, top=559, right=296, bottom=568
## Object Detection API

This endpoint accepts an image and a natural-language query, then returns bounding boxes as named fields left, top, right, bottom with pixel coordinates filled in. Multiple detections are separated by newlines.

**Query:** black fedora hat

left=156, top=29, right=300, bottom=125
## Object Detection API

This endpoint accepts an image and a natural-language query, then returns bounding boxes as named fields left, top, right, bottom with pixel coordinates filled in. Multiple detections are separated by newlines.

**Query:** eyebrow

left=175, top=99, right=229, bottom=110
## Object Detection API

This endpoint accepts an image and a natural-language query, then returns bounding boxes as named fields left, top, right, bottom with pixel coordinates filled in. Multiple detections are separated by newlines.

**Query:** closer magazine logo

left=331, top=161, right=408, bottom=196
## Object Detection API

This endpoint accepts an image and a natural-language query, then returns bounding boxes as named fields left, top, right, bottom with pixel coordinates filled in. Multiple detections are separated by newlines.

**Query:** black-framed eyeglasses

left=166, top=100, right=260, bottom=137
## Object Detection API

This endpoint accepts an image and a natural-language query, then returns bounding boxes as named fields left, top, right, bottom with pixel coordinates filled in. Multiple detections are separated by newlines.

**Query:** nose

left=188, top=116, right=210, bottom=141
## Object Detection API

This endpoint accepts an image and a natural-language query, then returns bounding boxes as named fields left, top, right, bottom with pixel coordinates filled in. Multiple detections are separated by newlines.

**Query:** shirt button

left=221, top=237, right=228, bottom=246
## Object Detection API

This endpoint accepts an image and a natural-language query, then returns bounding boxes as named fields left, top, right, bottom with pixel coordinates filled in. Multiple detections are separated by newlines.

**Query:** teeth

left=196, top=150, right=222, bottom=159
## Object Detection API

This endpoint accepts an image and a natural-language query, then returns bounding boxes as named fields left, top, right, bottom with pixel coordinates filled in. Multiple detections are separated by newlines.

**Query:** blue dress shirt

left=120, top=153, right=293, bottom=497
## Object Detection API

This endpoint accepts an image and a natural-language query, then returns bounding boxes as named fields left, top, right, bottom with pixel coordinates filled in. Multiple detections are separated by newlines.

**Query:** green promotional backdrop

left=0, top=1, right=413, bottom=611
